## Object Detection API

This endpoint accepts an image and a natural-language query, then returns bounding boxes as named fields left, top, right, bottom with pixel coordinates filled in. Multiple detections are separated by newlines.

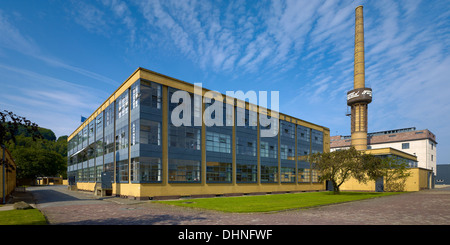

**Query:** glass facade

left=260, top=123, right=278, bottom=183
left=280, top=120, right=295, bottom=183
left=168, top=88, right=202, bottom=183
left=236, top=108, right=257, bottom=183
left=205, top=99, right=232, bottom=183
left=297, top=125, right=311, bottom=183
left=67, top=77, right=326, bottom=187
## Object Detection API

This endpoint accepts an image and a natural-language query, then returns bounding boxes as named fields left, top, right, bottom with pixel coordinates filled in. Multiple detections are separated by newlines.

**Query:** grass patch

left=0, top=209, right=48, bottom=225
left=154, top=191, right=402, bottom=213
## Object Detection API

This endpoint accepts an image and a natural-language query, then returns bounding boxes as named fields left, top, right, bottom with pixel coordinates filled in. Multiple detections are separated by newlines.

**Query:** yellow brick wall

left=0, top=147, right=17, bottom=202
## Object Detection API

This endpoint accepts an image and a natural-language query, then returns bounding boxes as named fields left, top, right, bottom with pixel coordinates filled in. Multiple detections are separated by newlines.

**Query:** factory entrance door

left=101, top=172, right=113, bottom=189
left=375, top=177, right=384, bottom=192
left=96, top=171, right=113, bottom=196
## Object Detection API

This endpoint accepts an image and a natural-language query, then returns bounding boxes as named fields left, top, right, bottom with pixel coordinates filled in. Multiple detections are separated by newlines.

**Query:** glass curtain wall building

left=67, top=68, right=330, bottom=199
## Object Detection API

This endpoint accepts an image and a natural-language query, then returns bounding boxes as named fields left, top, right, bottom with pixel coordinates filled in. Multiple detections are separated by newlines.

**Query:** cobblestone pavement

left=29, top=185, right=450, bottom=225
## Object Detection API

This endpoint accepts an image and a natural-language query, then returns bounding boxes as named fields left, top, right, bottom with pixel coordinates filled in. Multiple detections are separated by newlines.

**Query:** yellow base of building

left=75, top=182, right=325, bottom=200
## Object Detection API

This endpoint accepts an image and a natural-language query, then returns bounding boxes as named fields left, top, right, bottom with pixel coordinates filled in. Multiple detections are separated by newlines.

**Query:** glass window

left=104, top=132, right=114, bottom=154
left=88, top=121, right=95, bottom=143
left=116, top=91, right=129, bottom=120
left=95, top=165, right=102, bottom=182
left=297, top=125, right=310, bottom=157
left=115, top=125, right=128, bottom=150
left=281, top=121, right=295, bottom=183
left=105, top=104, right=114, bottom=127
left=260, top=140, right=277, bottom=159
left=280, top=120, right=295, bottom=139
left=169, top=125, right=201, bottom=149
left=206, top=131, right=231, bottom=153
left=280, top=144, right=287, bottom=160
left=131, top=157, right=161, bottom=182
left=311, top=130, right=323, bottom=154
left=311, top=169, right=320, bottom=183
left=131, top=82, right=140, bottom=110
left=77, top=169, right=83, bottom=182
left=206, top=162, right=232, bottom=183
left=168, top=159, right=201, bottom=183
left=87, top=144, right=95, bottom=160
left=96, top=113, right=103, bottom=136
left=237, top=137, right=256, bottom=156
left=260, top=141, right=269, bottom=158
left=141, top=80, right=162, bottom=109
left=261, top=165, right=278, bottom=183
left=141, top=120, right=161, bottom=145
left=116, top=159, right=128, bottom=182
left=88, top=166, right=95, bottom=182
left=104, top=161, right=114, bottom=174
left=298, top=165, right=310, bottom=183
left=131, top=119, right=139, bottom=146
left=77, top=131, right=82, bottom=147
left=280, top=165, right=296, bottom=183
left=402, top=143, right=410, bottom=149
left=236, top=163, right=257, bottom=183
left=82, top=127, right=88, bottom=146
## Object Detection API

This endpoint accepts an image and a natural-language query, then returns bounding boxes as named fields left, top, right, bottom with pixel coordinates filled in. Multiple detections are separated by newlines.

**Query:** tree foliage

left=1, top=110, right=42, bottom=144
left=310, top=147, right=364, bottom=194
left=6, top=134, right=68, bottom=179
left=1, top=109, right=67, bottom=180
left=379, top=156, right=411, bottom=192
left=311, top=147, right=412, bottom=194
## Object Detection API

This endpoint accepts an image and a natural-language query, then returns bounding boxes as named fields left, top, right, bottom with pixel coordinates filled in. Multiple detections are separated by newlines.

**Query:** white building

left=331, top=127, right=437, bottom=174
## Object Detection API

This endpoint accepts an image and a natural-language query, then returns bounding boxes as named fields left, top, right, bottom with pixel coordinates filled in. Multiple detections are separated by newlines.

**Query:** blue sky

left=0, top=0, right=449, bottom=163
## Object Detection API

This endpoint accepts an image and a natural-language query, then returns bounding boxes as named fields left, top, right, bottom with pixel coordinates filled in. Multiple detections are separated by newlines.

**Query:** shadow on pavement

left=58, top=213, right=208, bottom=225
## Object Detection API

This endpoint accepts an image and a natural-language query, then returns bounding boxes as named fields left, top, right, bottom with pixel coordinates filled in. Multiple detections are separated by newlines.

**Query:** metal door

left=101, top=171, right=113, bottom=189
left=326, top=180, right=334, bottom=191
left=375, top=177, right=384, bottom=192
left=68, top=176, right=76, bottom=186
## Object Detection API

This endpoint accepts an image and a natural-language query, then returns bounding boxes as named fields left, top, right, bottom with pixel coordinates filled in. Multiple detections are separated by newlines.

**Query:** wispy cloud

left=0, top=63, right=107, bottom=136
left=0, top=9, right=39, bottom=55
left=0, top=9, right=118, bottom=86
left=135, top=0, right=333, bottom=75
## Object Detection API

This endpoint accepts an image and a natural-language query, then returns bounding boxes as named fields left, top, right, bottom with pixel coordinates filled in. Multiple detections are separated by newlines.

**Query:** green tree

left=1, top=110, right=42, bottom=173
left=359, top=154, right=411, bottom=192
left=360, top=153, right=384, bottom=182
left=311, top=147, right=365, bottom=194
left=380, top=156, right=411, bottom=192
left=6, top=133, right=68, bottom=179
left=1, top=109, right=67, bottom=180
left=13, top=147, right=65, bottom=179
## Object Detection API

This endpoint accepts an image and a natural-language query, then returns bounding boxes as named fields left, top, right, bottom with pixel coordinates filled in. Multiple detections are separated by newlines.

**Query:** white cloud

left=0, top=63, right=107, bottom=137
left=0, top=10, right=39, bottom=55
left=0, top=10, right=118, bottom=86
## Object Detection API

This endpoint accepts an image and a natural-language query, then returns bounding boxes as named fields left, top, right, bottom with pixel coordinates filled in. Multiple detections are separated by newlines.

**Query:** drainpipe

left=2, top=144, right=5, bottom=204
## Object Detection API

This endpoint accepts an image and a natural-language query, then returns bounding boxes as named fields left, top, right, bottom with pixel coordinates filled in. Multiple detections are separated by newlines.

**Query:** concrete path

left=24, top=185, right=450, bottom=225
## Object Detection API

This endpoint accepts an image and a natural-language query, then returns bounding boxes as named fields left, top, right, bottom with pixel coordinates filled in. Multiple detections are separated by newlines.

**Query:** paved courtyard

left=27, top=185, right=450, bottom=225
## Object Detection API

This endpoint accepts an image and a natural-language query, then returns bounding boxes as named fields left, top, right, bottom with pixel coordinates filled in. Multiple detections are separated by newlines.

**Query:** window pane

left=206, top=162, right=232, bottom=183
left=168, top=159, right=201, bottom=183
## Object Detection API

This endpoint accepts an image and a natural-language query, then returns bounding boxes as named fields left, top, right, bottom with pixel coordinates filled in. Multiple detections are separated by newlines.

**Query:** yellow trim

left=362, top=147, right=418, bottom=161
left=162, top=85, right=169, bottom=186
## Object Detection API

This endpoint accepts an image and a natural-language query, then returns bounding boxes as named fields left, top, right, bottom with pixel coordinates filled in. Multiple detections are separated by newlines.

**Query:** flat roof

left=331, top=128, right=437, bottom=148
left=362, top=147, right=418, bottom=162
